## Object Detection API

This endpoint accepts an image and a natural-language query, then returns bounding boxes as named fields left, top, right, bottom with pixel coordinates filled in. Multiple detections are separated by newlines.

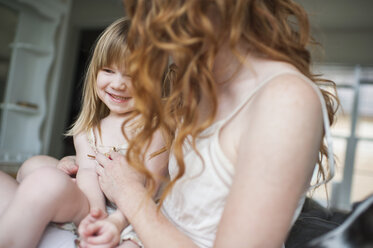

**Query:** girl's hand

left=57, top=155, right=79, bottom=178
left=78, top=208, right=107, bottom=238
left=95, top=152, right=145, bottom=205
left=79, top=218, right=120, bottom=248
left=78, top=208, right=116, bottom=247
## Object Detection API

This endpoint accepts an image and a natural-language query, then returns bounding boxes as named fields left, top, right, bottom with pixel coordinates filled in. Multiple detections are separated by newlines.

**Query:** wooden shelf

left=10, top=43, right=50, bottom=55
left=0, top=103, right=39, bottom=115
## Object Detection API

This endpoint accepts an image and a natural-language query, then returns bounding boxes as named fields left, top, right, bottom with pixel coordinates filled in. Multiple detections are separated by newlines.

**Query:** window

left=313, top=65, right=373, bottom=210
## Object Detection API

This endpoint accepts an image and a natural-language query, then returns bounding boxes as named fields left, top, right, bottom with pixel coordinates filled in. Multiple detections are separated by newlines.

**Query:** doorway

left=62, top=28, right=104, bottom=156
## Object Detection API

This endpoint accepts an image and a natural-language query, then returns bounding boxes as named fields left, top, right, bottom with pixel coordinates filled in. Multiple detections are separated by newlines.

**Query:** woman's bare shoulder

left=235, top=72, right=324, bottom=143
left=253, top=73, right=322, bottom=115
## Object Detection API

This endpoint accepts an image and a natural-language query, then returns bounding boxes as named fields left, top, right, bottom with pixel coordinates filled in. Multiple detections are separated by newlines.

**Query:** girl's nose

left=112, top=75, right=127, bottom=90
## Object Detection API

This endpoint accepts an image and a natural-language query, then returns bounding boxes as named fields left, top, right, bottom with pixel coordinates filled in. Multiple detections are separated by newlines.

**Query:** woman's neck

left=200, top=45, right=261, bottom=123
left=212, top=41, right=253, bottom=84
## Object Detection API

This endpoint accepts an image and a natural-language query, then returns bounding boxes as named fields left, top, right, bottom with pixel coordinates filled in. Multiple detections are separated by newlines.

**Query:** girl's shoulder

left=72, top=128, right=93, bottom=142
left=73, top=130, right=89, bottom=142
left=73, top=130, right=92, bottom=153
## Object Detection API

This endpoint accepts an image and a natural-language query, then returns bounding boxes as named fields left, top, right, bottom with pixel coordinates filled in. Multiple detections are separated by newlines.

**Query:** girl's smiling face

left=96, top=64, right=134, bottom=116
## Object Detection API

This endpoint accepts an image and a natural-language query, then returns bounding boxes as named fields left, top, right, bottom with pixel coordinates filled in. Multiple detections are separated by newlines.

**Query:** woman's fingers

left=95, top=152, right=125, bottom=171
left=95, top=153, right=111, bottom=167
left=96, top=152, right=123, bottom=164
left=109, top=152, right=122, bottom=161
left=96, top=164, right=104, bottom=176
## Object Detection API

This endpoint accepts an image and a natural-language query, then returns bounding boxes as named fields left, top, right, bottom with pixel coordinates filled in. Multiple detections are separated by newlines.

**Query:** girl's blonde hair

left=67, top=17, right=131, bottom=136
left=122, top=0, right=339, bottom=205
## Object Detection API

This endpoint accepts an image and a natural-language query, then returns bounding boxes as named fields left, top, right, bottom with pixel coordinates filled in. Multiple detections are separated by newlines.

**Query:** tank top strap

left=216, top=71, right=335, bottom=187
left=86, top=126, right=129, bottom=154
left=218, top=71, right=302, bottom=125
left=86, top=127, right=98, bottom=153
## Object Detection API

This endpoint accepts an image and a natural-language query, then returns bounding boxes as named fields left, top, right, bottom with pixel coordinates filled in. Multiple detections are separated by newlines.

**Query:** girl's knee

left=18, top=167, right=72, bottom=201
left=15, top=167, right=89, bottom=224
left=16, top=155, right=59, bottom=182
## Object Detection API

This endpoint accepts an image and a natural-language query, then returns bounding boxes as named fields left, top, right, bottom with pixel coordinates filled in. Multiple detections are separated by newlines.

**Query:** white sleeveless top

left=161, top=70, right=335, bottom=248
left=86, top=128, right=128, bottom=155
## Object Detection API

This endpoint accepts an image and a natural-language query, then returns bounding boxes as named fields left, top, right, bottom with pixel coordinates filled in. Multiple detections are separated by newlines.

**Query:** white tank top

left=86, top=128, right=128, bottom=154
left=161, top=70, right=335, bottom=248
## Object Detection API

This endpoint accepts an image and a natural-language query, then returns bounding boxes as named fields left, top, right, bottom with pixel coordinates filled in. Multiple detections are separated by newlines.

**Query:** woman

left=91, top=0, right=338, bottom=247
left=0, top=0, right=339, bottom=247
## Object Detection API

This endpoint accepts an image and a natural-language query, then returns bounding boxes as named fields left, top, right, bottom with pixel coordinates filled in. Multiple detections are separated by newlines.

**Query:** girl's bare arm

left=74, top=133, right=106, bottom=212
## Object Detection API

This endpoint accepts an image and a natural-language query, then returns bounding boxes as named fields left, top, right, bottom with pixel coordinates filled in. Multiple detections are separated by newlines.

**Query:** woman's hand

left=94, top=152, right=196, bottom=248
left=95, top=152, right=145, bottom=206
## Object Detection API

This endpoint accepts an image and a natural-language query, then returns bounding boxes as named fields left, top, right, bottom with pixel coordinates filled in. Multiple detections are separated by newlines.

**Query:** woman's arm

left=74, top=133, right=106, bottom=212
left=95, top=128, right=198, bottom=247
left=96, top=152, right=198, bottom=248
left=214, top=75, right=324, bottom=247
left=96, top=76, right=324, bottom=248
left=144, top=129, right=169, bottom=197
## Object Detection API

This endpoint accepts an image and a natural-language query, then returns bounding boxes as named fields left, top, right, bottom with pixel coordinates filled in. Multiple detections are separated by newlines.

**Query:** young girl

left=90, top=0, right=339, bottom=248
left=0, top=17, right=168, bottom=248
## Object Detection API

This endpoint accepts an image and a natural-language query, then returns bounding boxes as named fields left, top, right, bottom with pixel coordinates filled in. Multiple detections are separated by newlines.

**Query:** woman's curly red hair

left=122, top=0, right=339, bottom=204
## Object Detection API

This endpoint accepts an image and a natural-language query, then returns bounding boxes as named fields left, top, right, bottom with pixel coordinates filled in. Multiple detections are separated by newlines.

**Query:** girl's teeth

left=111, top=94, right=129, bottom=100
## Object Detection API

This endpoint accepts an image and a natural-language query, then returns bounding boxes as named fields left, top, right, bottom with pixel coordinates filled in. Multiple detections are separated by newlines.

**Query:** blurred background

left=0, top=0, right=372, bottom=211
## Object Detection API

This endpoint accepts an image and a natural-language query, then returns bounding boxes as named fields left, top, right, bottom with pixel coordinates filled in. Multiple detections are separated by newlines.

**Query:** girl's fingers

left=90, top=208, right=106, bottom=219
left=81, top=212, right=105, bottom=235
left=87, top=231, right=112, bottom=244
left=57, top=156, right=78, bottom=176
left=79, top=218, right=94, bottom=237
left=83, top=224, right=101, bottom=239
left=83, top=225, right=96, bottom=237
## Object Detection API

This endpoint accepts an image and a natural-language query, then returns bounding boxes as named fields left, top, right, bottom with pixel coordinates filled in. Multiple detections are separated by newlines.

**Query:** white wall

left=1, top=0, right=372, bottom=164
left=297, top=0, right=373, bottom=65
left=48, top=0, right=373, bottom=158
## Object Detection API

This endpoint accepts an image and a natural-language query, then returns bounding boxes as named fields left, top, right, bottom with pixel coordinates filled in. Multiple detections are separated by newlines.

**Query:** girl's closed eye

left=102, top=68, right=115, bottom=74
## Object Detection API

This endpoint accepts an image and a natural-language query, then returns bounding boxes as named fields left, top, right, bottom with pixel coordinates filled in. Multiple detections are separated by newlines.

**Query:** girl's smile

left=106, top=92, right=132, bottom=103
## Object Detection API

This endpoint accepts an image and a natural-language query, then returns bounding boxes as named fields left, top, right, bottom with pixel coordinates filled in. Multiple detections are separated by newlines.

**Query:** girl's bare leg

left=16, top=155, right=59, bottom=182
left=0, top=171, right=18, bottom=216
left=0, top=167, right=89, bottom=248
